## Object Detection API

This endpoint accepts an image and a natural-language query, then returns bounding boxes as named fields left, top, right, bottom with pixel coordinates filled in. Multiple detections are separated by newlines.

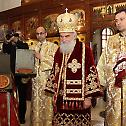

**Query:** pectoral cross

left=68, top=59, right=81, bottom=73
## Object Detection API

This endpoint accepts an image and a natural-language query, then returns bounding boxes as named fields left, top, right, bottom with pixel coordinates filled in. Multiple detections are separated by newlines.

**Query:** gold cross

left=68, top=59, right=81, bottom=73
left=65, top=8, right=68, bottom=13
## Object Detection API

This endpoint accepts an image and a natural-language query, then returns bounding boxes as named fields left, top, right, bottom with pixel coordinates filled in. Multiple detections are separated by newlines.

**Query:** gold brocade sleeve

left=40, top=42, right=58, bottom=71
left=97, top=50, right=107, bottom=87
left=97, top=34, right=121, bottom=88
left=44, top=68, right=55, bottom=94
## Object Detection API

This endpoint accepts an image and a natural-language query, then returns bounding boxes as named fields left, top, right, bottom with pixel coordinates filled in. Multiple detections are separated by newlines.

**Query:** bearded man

left=45, top=9, right=102, bottom=126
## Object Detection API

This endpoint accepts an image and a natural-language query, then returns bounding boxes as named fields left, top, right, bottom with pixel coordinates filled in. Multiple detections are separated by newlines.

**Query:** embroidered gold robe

left=31, top=41, right=58, bottom=126
left=45, top=40, right=102, bottom=126
left=97, top=33, right=126, bottom=126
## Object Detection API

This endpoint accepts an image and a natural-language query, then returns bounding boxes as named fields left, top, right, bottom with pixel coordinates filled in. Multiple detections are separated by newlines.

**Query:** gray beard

left=60, top=40, right=76, bottom=54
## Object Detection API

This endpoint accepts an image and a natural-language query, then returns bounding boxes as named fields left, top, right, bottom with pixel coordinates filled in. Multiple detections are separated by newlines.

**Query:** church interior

left=0, top=0, right=126, bottom=125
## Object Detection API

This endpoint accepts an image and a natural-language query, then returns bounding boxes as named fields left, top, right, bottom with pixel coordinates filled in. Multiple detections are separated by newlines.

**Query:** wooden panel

left=0, top=0, right=125, bottom=43
left=9, top=16, right=23, bottom=32
left=24, top=14, right=39, bottom=39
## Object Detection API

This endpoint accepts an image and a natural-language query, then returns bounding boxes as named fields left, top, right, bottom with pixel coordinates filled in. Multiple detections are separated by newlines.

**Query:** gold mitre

left=57, top=8, right=78, bottom=32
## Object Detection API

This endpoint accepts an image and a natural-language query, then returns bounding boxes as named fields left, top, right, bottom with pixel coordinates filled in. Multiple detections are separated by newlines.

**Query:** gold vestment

left=97, top=33, right=126, bottom=126
left=31, top=41, right=58, bottom=126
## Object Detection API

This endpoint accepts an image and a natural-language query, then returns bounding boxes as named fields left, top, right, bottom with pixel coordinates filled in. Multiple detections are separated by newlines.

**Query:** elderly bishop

left=45, top=9, right=102, bottom=126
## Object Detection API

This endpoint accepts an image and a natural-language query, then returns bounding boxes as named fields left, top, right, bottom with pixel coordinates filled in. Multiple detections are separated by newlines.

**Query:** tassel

left=65, top=101, right=68, bottom=109
left=83, top=101, right=85, bottom=108
left=72, top=101, right=75, bottom=109
left=76, top=101, right=78, bottom=108
left=69, top=101, right=71, bottom=108
left=79, top=101, right=82, bottom=109
left=62, top=100, right=65, bottom=109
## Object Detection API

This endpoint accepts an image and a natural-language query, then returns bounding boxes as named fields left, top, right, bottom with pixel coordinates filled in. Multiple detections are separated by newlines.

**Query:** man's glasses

left=114, top=17, right=126, bottom=23
left=36, top=32, right=45, bottom=35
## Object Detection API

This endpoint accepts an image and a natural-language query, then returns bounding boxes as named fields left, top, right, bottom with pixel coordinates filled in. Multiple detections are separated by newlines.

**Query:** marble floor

left=21, top=98, right=105, bottom=126
left=91, top=98, right=105, bottom=126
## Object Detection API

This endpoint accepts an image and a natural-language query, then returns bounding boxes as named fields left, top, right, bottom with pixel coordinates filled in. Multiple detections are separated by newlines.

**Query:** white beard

left=60, top=40, right=76, bottom=54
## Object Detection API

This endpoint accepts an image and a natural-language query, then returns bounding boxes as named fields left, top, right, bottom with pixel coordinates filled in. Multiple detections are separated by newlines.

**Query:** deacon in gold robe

left=45, top=10, right=102, bottom=126
left=31, top=26, right=58, bottom=126
left=97, top=9, right=126, bottom=126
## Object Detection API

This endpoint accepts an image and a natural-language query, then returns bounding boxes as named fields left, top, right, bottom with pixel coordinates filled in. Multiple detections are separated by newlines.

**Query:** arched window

left=102, top=28, right=114, bottom=51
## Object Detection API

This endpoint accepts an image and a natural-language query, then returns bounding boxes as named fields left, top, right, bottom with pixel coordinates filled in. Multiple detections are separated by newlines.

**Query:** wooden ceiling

left=0, top=0, right=125, bottom=42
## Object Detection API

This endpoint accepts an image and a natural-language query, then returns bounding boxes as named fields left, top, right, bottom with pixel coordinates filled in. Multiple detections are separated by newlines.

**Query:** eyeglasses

left=36, top=32, right=45, bottom=35
left=114, top=17, right=126, bottom=23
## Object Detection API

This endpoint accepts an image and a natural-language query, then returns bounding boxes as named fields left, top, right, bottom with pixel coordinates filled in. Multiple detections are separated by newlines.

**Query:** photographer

left=2, top=30, right=29, bottom=124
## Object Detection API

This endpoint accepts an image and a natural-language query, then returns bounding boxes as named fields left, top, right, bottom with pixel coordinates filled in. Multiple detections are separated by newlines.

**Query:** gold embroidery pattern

left=64, top=80, right=83, bottom=100
left=85, top=66, right=99, bottom=92
left=47, top=74, right=55, bottom=86
left=63, top=43, right=85, bottom=101
left=68, top=59, right=81, bottom=73
left=53, top=112, right=91, bottom=126
left=82, top=42, right=85, bottom=101
left=45, top=63, right=59, bottom=93
left=66, top=89, right=81, bottom=94
left=45, top=62, right=60, bottom=93
left=45, top=73, right=55, bottom=93
left=55, top=63, right=59, bottom=75
left=66, top=80, right=82, bottom=85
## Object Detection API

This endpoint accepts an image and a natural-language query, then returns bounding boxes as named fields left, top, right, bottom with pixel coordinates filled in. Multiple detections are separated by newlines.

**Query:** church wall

left=0, top=0, right=126, bottom=44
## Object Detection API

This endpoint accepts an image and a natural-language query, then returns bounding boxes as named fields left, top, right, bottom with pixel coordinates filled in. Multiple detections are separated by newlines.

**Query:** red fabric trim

left=115, top=70, right=126, bottom=88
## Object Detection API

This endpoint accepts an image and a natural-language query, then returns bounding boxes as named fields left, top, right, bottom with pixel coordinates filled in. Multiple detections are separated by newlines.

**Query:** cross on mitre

left=65, top=8, right=68, bottom=13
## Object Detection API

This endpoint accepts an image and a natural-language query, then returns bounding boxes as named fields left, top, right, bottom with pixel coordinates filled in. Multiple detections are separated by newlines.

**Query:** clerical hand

left=35, top=52, right=41, bottom=59
left=83, top=98, right=92, bottom=109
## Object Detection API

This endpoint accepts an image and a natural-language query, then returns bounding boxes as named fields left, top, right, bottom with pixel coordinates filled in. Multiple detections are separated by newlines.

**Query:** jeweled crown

left=57, top=8, right=78, bottom=32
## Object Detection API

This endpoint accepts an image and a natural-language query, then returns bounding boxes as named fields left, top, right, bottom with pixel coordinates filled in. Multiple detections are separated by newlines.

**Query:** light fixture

left=101, top=7, right=106, bottom=17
